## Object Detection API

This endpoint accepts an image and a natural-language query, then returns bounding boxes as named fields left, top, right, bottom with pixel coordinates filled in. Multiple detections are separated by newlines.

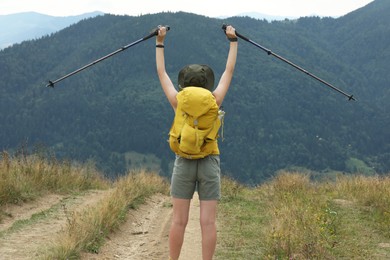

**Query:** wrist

left=228, top=37, right=238, bottom=42
left=156, top=44, right=164, bottom=48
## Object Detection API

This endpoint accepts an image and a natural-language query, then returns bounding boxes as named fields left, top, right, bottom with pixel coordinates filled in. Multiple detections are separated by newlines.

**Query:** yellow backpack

left=169, top=86, right=224, bottom=159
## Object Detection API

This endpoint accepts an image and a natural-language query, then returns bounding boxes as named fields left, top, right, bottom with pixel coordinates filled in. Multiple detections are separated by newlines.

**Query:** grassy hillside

left=0, top=150, right=110, bottom=209
left=0, top=151, right=169, bottom=259
left=217, top=172, right=390, bottom=259
left=1, top=151, right=389, bottom=258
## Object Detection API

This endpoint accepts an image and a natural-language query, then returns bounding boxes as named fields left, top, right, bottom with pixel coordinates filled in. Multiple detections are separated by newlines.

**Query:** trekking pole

left=222, top=24, right=355, bottom=101
left=46, top=25, right=170, bottom=88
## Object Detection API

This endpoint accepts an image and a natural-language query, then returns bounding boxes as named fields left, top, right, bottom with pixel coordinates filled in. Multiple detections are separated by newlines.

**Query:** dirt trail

left=0, top=191, right=203, bottom=260
left=82, top=193, right=202, bottom=260
left=82, top=194, right=172, bottom=260
left=0, top=190, right=108, bottom=260
left=0, top=194, right=65, bottom=232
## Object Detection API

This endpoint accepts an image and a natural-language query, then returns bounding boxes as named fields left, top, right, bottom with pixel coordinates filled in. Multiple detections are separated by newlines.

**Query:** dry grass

left=0, top=150, right=169, bottom=259
left=41, top=170, right=169, bottom=259
left=217, top=172, right=390, bottom=259
left=2, top=149, right=389, bottom=259
left=334, top=175, right=390, bottom=237
left=216, top=177, right=267, bottom=259
left=0, top=151, right=109, bottom=222
left=260, top=172, right=337, bottom=259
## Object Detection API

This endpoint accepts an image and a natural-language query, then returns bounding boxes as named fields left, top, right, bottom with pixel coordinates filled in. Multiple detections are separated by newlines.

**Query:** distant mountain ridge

left=0, top=10, right=335, bottom=50
left=0, top=10, right=313, bottom=50
left=0, top=11, right=104, bottom=49
left=234, top=12, right=297, bottom=21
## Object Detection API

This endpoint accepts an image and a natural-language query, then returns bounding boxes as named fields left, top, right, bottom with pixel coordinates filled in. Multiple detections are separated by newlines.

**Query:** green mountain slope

left=0, top=1, right=388, bottom=183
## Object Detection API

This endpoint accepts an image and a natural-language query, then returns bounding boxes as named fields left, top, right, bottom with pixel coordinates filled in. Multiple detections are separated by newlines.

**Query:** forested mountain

left=0, top=0, right=388, bottom=183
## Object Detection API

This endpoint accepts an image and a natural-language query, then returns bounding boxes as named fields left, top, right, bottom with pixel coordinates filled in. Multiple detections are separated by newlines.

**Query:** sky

left=0, top=0, right=375, bottom=18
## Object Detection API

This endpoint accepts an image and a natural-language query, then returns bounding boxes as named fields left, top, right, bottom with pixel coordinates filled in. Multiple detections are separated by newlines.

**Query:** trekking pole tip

left=46, top=80, right=55, bottom=88
left=348, top=95, right=356, bottom=101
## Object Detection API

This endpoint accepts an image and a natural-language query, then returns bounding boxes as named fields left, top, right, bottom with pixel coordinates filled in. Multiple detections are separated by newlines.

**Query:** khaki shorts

left=171, top=155, right=221, bottom=200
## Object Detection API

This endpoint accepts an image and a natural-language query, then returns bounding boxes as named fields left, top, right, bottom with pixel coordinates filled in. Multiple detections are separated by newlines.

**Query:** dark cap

left=178, top=64, right=215, bottom=91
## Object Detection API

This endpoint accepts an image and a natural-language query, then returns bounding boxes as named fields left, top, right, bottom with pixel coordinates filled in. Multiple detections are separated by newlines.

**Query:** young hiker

left=156, top=25, right=238, bottom=260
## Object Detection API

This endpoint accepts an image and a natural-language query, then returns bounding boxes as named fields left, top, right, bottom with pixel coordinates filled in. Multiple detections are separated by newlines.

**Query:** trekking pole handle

left=144, top=25, right=170, bottom=41
left=222, top=24, right=249, bottom=41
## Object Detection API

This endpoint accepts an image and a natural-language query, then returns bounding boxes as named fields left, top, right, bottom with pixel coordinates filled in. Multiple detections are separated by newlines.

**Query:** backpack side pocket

left=179, top=123, right=204, bottom=154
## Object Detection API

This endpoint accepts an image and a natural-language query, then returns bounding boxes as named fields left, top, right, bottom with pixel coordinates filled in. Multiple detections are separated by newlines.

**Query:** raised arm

left=213, top=25, right=238, bottom=107
left=156, top=26, right=178, bottom=110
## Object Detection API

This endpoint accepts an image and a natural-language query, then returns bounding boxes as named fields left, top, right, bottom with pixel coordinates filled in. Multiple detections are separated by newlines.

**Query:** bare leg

left=200, top=200, right=218, bottom=260
left=169, top=198, right=191, bottom=260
